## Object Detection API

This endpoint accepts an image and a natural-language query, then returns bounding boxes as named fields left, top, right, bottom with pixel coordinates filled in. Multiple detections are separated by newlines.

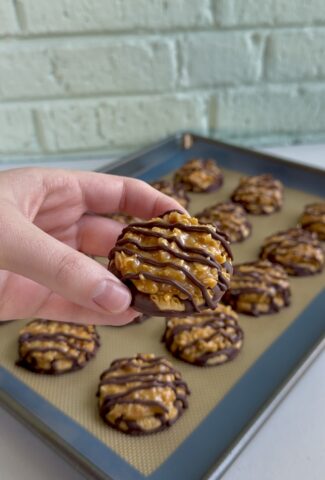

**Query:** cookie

left=174, top=158, right=223, bottom=193
left=16, top=319, right=100, bottom=374
left=162, top=304, right=243, bottom=366
left=196, top=201, right=252, bottom=243
left=298, top=203, right=325, bottom=241
left=223, top=260, right=291, bottom=316
left=231, top=174, right=283, bottom=214
left=123, top=313, right=150, bottom=326
left=107, top=213, right=140, bottom=224
left=259, top=228, right=324, bottom=276
left=151, top=179, right=190, bottom=209
left=108, top=210, right=233, bottom=316
left=97, top=353, right=190, bottom=435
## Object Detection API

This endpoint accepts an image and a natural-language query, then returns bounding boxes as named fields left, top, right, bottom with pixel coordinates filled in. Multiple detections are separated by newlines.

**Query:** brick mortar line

left=12, top=0, right=27, bottom=31
left=1, top=81, right=325, bottom=107
left=2, top=23, right=325, bottom=43
left=32, top=110, right=49, bottom=152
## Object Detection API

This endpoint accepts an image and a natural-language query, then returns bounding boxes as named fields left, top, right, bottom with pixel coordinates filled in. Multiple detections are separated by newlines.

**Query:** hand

left=0, top=168, right=182, bottom=325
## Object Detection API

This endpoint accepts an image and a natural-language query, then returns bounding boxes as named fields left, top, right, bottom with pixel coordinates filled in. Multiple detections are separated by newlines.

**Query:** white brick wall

left=266, top=30, right=325, bottom=82
left=0, top=38, right=176, bottom=100
left=214, top=0, right=325, bottom=26
left=214, top=85, right=325, bottom=135
left=16, top=0, right=213, bottom=34
left=180, top=31, right=265, bottom=87
left=0, top=0, right=19, bottom=35
left=34, top=94, right=207, bottom=153
left=0, top=0, right=325, bottom=159
left=0, top=107, right=39, bottom=153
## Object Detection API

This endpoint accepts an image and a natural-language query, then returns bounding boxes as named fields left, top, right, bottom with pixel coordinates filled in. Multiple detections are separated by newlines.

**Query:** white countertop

left=0, top=143, right=324, bottom=480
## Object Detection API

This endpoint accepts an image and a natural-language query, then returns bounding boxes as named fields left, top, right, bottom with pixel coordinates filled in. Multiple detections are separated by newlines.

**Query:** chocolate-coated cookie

left=162, top=304, right=243, bottom=366
left=196, top=201, right=252, bottom=243
left=122, top=313, right=150, bottom=326
left=260, top=228, right=324, bottom=276
left=231, top=174, right=283, bottom=214
left=97, top=353, right=190, bottom=435
left=151, top=180, right=190, bottom=209
left=108, top=210, right=233, bottom=316
left=174, top=158, right=223, bottom=193
left=298, top=203, right=325, bottom=241
left=16, top=319, right=100, bottom=374
left=223, top=260, right=291, bottom=316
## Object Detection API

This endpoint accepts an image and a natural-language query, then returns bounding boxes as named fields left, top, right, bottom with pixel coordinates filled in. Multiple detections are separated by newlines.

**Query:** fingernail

left=92, top=280, right=131, bottom=313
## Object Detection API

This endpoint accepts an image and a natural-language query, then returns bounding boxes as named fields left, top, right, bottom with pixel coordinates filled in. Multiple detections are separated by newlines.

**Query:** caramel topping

left=151, top=180, right=189, bottom=209
left=231, top=174, right=283, bottom=214
left=197, top=201, right=252, bottom=243
left=260, top=228, right=324, bottom=276
left=299, top=202, right=325, bottom=241
left=109, top=211, right=232, bottom=313
left=174, top=158, right=223, bottom=192
left=97, top=353, right=190, bottom=435
left=163, top=304, right=243, bottom=366
left=223, top=260, right=291, bottom=316
left=17, top=319, right=100, bottom=374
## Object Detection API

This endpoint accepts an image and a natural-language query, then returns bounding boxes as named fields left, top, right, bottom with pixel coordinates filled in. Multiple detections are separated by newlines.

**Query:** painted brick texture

left=0, top=0, right=325, bottom=158
left=16, top=0, right=213, bottom=34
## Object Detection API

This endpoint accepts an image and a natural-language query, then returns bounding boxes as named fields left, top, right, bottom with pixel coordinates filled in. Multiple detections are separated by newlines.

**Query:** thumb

left=0, top=212, right=131, bottom=315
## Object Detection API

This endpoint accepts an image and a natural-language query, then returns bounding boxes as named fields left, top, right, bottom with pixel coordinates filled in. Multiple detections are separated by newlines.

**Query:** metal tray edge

left=96, top=131, right=325, bottom=178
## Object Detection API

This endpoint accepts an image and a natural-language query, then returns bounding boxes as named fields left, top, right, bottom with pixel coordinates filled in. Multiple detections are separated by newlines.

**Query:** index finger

left=74, top=171, right=186, bottom=219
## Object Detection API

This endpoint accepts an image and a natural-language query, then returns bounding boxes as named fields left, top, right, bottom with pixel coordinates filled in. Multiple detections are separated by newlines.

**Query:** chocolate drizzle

left=299, top=202, right=325, bottom=241
left=108, top=211, right=233, bottom=316
left=223, top=260, right=291, bottom=316
left=151, top=179, right=190, bottom=209
left=231, top=174, right=283, bottom=215
left=174, top=158, right=223, bottom=193
left=260, top=228, right=324, bottom=276
left=16, top=319, right=100, bottom=375
left=162, top=306, right=244, bottom=366
left=196, top=201, right=252, bottom=243
left=97, top=354, right=190, bottom=435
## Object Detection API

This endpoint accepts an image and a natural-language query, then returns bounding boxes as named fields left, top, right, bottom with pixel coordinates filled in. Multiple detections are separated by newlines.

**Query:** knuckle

left=55, top=251, right=83, bottom=286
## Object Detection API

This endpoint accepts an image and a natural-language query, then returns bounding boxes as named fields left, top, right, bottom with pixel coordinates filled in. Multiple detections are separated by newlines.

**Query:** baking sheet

left=0, top=151, right=324, bottom=479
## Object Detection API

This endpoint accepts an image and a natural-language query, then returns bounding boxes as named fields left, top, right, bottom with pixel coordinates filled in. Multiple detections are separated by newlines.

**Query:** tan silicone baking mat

left=0, top=167, right=324, bottom=476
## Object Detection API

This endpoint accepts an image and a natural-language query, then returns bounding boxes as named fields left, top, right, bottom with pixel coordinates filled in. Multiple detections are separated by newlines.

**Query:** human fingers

left=73, top=171, right=186, bottom=218
left=0, top=271, right=137, bottom=325
left=76, top=214, right=124, bottom=256
left=35, top=292, right=138, bottom=325
left=0, top=208, right=131, bottom=316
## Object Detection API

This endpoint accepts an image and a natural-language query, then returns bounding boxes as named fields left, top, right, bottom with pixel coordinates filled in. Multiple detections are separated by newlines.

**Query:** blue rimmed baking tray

left=0, top=132, right=324, bottom=480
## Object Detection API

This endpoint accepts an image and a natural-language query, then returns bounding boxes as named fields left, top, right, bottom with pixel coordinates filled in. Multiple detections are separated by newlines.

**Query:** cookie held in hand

left=223, top=260, right=291, bottom=316
left=16, top=319, right=100, bottom=374
left=123, top=312, right=150, bottom=326
left=231, top=174, right=283, bottom=214
left=162, top=304, right=243, bottom=366
left=108, top=210, right=233, bottom=316
left=259, top=228, right=324, bottom=276
left=97, top=353, right=190, bottom=435
left=174, top=158, right=223, bottom=193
